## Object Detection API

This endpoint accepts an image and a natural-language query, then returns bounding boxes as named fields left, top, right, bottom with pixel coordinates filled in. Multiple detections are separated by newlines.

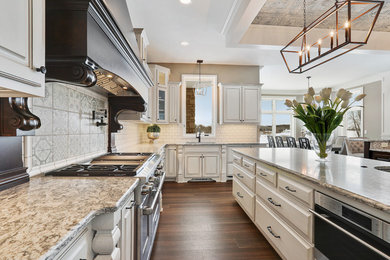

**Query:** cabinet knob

left=36, top=66, right=47, bottom=74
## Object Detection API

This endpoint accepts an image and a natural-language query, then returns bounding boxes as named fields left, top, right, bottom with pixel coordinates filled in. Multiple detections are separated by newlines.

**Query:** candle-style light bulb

left=330, top=31, right=334, bottom=49
left=345, top=21, right=350, bottom=42
left=317, top=39, right=322, bottom=55
left=306, top=45, right=311, bottom=60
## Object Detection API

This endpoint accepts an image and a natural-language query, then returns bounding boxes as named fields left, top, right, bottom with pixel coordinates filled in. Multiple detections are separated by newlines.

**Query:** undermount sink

left=374, top=166, right=390, bottom=172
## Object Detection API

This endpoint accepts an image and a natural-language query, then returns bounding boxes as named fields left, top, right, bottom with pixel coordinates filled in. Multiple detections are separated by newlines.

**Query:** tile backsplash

left=25, top=82, right=108, bottom=176
left=114, top=121, right=258, bottom=152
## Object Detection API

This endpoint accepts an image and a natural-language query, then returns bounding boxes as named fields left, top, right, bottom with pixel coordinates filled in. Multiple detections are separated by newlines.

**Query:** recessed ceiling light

left=180, top=0, right=191, bottom=4
left=181, top=41, right=189, bottom=46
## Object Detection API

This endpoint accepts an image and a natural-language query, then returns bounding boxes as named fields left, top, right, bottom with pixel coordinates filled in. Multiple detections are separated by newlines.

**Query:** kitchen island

left=0, top=176, right=139, bottom=259
left=231, top=147, right=390, bottom=260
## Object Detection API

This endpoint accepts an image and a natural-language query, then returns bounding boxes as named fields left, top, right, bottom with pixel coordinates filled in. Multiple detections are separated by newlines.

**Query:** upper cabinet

left=134, top=28, right=150, bottom=71
left=149, top=65, right=170, bottom=124
left=168, top=82, right=181, bottom=123
left=0, top=0, right=45, bottom=97
left=221, top=84, right=261, bottom=124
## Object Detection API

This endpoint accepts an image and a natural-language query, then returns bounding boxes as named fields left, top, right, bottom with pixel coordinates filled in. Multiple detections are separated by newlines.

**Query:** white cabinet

left=119, top=194, right=136, bottom=260
left=157, top=86, right=168, bottom=123
left=148, top=65, right=170, bottom=124
left=203, top=154, right=219, bottom=177
left=185, top=153, right=203, bottom=178
left=0, top=0, right=45, bottom=97
left=184, top=153, right=220, bottom=178
left=168, top=82, right=181, bottom=123
left=134, top=28, right=149, bottom=66
left=55, top=225, right=94, bottom=260
left=222, top=84, right=261, bottom=124
left=166, top=146, right=177, bottom=179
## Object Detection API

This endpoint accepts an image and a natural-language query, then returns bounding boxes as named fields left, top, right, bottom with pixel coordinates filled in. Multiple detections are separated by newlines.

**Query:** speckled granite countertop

left=0, top=176, right=139, bottom=260
left=233, top=147, right=390, bottom=213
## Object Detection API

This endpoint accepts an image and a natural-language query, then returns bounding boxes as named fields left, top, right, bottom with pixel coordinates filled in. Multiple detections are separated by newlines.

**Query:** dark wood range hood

left=45, top=0, right=153, bottom=99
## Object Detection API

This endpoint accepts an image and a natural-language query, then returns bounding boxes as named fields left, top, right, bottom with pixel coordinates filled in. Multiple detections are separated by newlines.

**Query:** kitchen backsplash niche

left=25, top=82, right=108, bottom=176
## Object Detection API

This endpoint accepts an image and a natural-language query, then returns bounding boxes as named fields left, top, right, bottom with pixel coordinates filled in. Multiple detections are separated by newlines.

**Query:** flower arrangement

left=285, top=87, right=366, bottom=160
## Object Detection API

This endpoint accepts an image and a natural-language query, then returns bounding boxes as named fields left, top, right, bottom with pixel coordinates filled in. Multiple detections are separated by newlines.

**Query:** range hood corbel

left=0, top=97, right=41, bottom=136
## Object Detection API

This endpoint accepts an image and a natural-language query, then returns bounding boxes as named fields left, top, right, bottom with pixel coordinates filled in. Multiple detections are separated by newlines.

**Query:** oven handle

left=309, top=209, right=390, bottom=260
left=142, top=171, right=166, bottom=215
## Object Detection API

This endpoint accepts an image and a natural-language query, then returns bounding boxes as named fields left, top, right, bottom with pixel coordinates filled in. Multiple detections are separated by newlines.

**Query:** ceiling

left=127, top=0, right=390, bottom=91
left=252, top=0, right=390, bottom=32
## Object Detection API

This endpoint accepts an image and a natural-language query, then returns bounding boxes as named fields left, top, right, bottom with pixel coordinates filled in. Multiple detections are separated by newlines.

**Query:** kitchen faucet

left=196, top=130, right=202, bottom=143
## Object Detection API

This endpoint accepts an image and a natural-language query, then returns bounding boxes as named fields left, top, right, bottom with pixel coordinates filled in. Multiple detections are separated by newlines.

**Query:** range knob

left=141, top=186, right=151, bottom=195
left=149, top=176, right=158, bottom=183
left=154, top=170, right=162, bottom=176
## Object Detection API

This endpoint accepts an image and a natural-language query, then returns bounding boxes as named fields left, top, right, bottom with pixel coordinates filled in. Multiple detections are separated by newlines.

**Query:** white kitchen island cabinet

left=0, top=0, right=46, bottom=97
left=221, top=84, right=261, bottom=124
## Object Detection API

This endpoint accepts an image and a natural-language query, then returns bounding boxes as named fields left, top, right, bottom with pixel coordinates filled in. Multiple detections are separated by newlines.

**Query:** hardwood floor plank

left=151, top=182, right=281, bottom=260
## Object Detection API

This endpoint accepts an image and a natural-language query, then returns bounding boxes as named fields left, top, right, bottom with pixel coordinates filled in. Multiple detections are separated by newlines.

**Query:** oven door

left=139, top=191, right=161, bottom=260
left=312, top=205, right=390, bottom=260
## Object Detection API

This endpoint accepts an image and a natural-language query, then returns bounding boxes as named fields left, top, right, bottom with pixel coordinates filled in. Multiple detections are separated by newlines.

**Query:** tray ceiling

left=252, top=0, right=390, bottom=32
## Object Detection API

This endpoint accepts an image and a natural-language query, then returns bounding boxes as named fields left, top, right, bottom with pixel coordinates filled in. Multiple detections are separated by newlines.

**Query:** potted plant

left=285, top=87, right=366, bottom=161
left=147, top=124, right=161, bottom=143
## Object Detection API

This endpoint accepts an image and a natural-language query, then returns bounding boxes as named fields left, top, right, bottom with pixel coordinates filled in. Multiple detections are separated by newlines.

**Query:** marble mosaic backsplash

left=25, top=83, right=108, bottom=176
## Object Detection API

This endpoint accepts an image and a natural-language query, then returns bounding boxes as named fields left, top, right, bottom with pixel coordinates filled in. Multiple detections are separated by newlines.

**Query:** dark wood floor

left=150, top=181, right=281, bottom=260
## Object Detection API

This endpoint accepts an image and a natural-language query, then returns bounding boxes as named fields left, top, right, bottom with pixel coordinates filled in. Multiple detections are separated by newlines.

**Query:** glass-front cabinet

left=157, top=87, right=168, bottom=123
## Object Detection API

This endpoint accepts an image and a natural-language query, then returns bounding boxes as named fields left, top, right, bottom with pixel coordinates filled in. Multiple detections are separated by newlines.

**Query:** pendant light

left=280, top=0, right=384, bottom=74
left=194, top=60, right=207, bottom=96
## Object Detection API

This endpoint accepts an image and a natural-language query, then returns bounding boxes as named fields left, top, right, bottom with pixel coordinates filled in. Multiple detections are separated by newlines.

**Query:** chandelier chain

left=303, top=0, right=306, bottom=29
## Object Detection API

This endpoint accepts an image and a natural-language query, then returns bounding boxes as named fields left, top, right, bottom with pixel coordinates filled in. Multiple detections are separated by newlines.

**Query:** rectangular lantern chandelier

left=280, top=0, right=384, bottom=74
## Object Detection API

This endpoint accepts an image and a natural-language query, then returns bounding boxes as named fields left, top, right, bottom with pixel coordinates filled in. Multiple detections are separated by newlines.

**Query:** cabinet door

left=184, top=154, right=202, bottom=178
left=202, top=154, right=219, bottom=177
left=156, top=87, right=168, bottom=123
left=169, top=83, right=180, bottom=123
left=166, top=147, right=177, bottom=178
left=242, top=86, right=261, bottom=123
left=120, top=195, right=135, bottom=260
left=57, top=226, right=94, bottom=260
left=223, top=86, right=241, bottom=123
left=0, top=0, right=45, bottom=97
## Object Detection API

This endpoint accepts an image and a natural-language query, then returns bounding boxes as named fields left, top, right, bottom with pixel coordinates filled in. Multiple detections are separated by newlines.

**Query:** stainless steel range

left=46, top=152, right=165, bottom=260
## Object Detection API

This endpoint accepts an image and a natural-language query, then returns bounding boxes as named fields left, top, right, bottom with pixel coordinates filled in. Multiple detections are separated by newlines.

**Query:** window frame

left=181, top=74, right=218, bottom=138
left=340, top=87, right=364, bottom=138
left=260, top=96, right=296, bottom=143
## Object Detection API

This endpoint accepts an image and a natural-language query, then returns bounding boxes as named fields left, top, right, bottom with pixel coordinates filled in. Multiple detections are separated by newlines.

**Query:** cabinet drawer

left=233, top=165, right=255, bottom=191
left=255, top=199, right=313, bottom=260
left=256, top=180, right=312, bottom=240
left=233, top=154, right=242, bottom=166
left=233, top=178, right=255, bottom=219
left=242, top=158, right=255, bottom=173
left=256, top=165, right=276, bottom=186
left=278, top=175, right=314, bottom=206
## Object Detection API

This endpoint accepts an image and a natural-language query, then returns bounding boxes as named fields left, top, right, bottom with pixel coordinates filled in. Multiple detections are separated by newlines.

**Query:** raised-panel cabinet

left=223, top=86, right=241, bottom=123
left=168, top=82, right=181, bottom=123
left=120, top=194, right=135, bottom=260
left=221, top=84, right=261, bottom=124
left=185, top=154, right=202, bottom=178
left=0, top=0, right=45, bottom=97
left=203, top=154, right=219, bottom=177
left=166, top=146, right=177, bottom=179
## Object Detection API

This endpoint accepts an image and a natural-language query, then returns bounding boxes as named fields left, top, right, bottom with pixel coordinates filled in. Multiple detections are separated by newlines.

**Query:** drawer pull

left=267, top=197, right=281, bottom=207
left=244, top=163, right=251, bottom=168
left=267, top=226, right=280, bottom=238
left=126, top=201, right=136, bottom=209
left=259, top=172, right=267, bottom=177
left=285, top=186, right=297, bottom=192
left=236, top=192, right=244, bottom=198
left=237, top=173, right=244, bottom=179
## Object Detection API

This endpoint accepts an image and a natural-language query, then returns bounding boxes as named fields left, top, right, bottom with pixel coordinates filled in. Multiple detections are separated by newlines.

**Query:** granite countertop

left=370, top=148, right=390, bottom=153
left=233, top=147, right=390, bottom=213
left=0, top=176, right=139, bottom=260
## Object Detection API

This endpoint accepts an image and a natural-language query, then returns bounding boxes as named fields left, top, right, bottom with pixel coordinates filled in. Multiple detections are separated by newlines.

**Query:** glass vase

left=310, top=132, right=334, bottom=162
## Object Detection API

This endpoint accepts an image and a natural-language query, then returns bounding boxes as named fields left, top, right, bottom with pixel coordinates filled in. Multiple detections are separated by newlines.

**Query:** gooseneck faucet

left=196, top=130, right=202, bottom=143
